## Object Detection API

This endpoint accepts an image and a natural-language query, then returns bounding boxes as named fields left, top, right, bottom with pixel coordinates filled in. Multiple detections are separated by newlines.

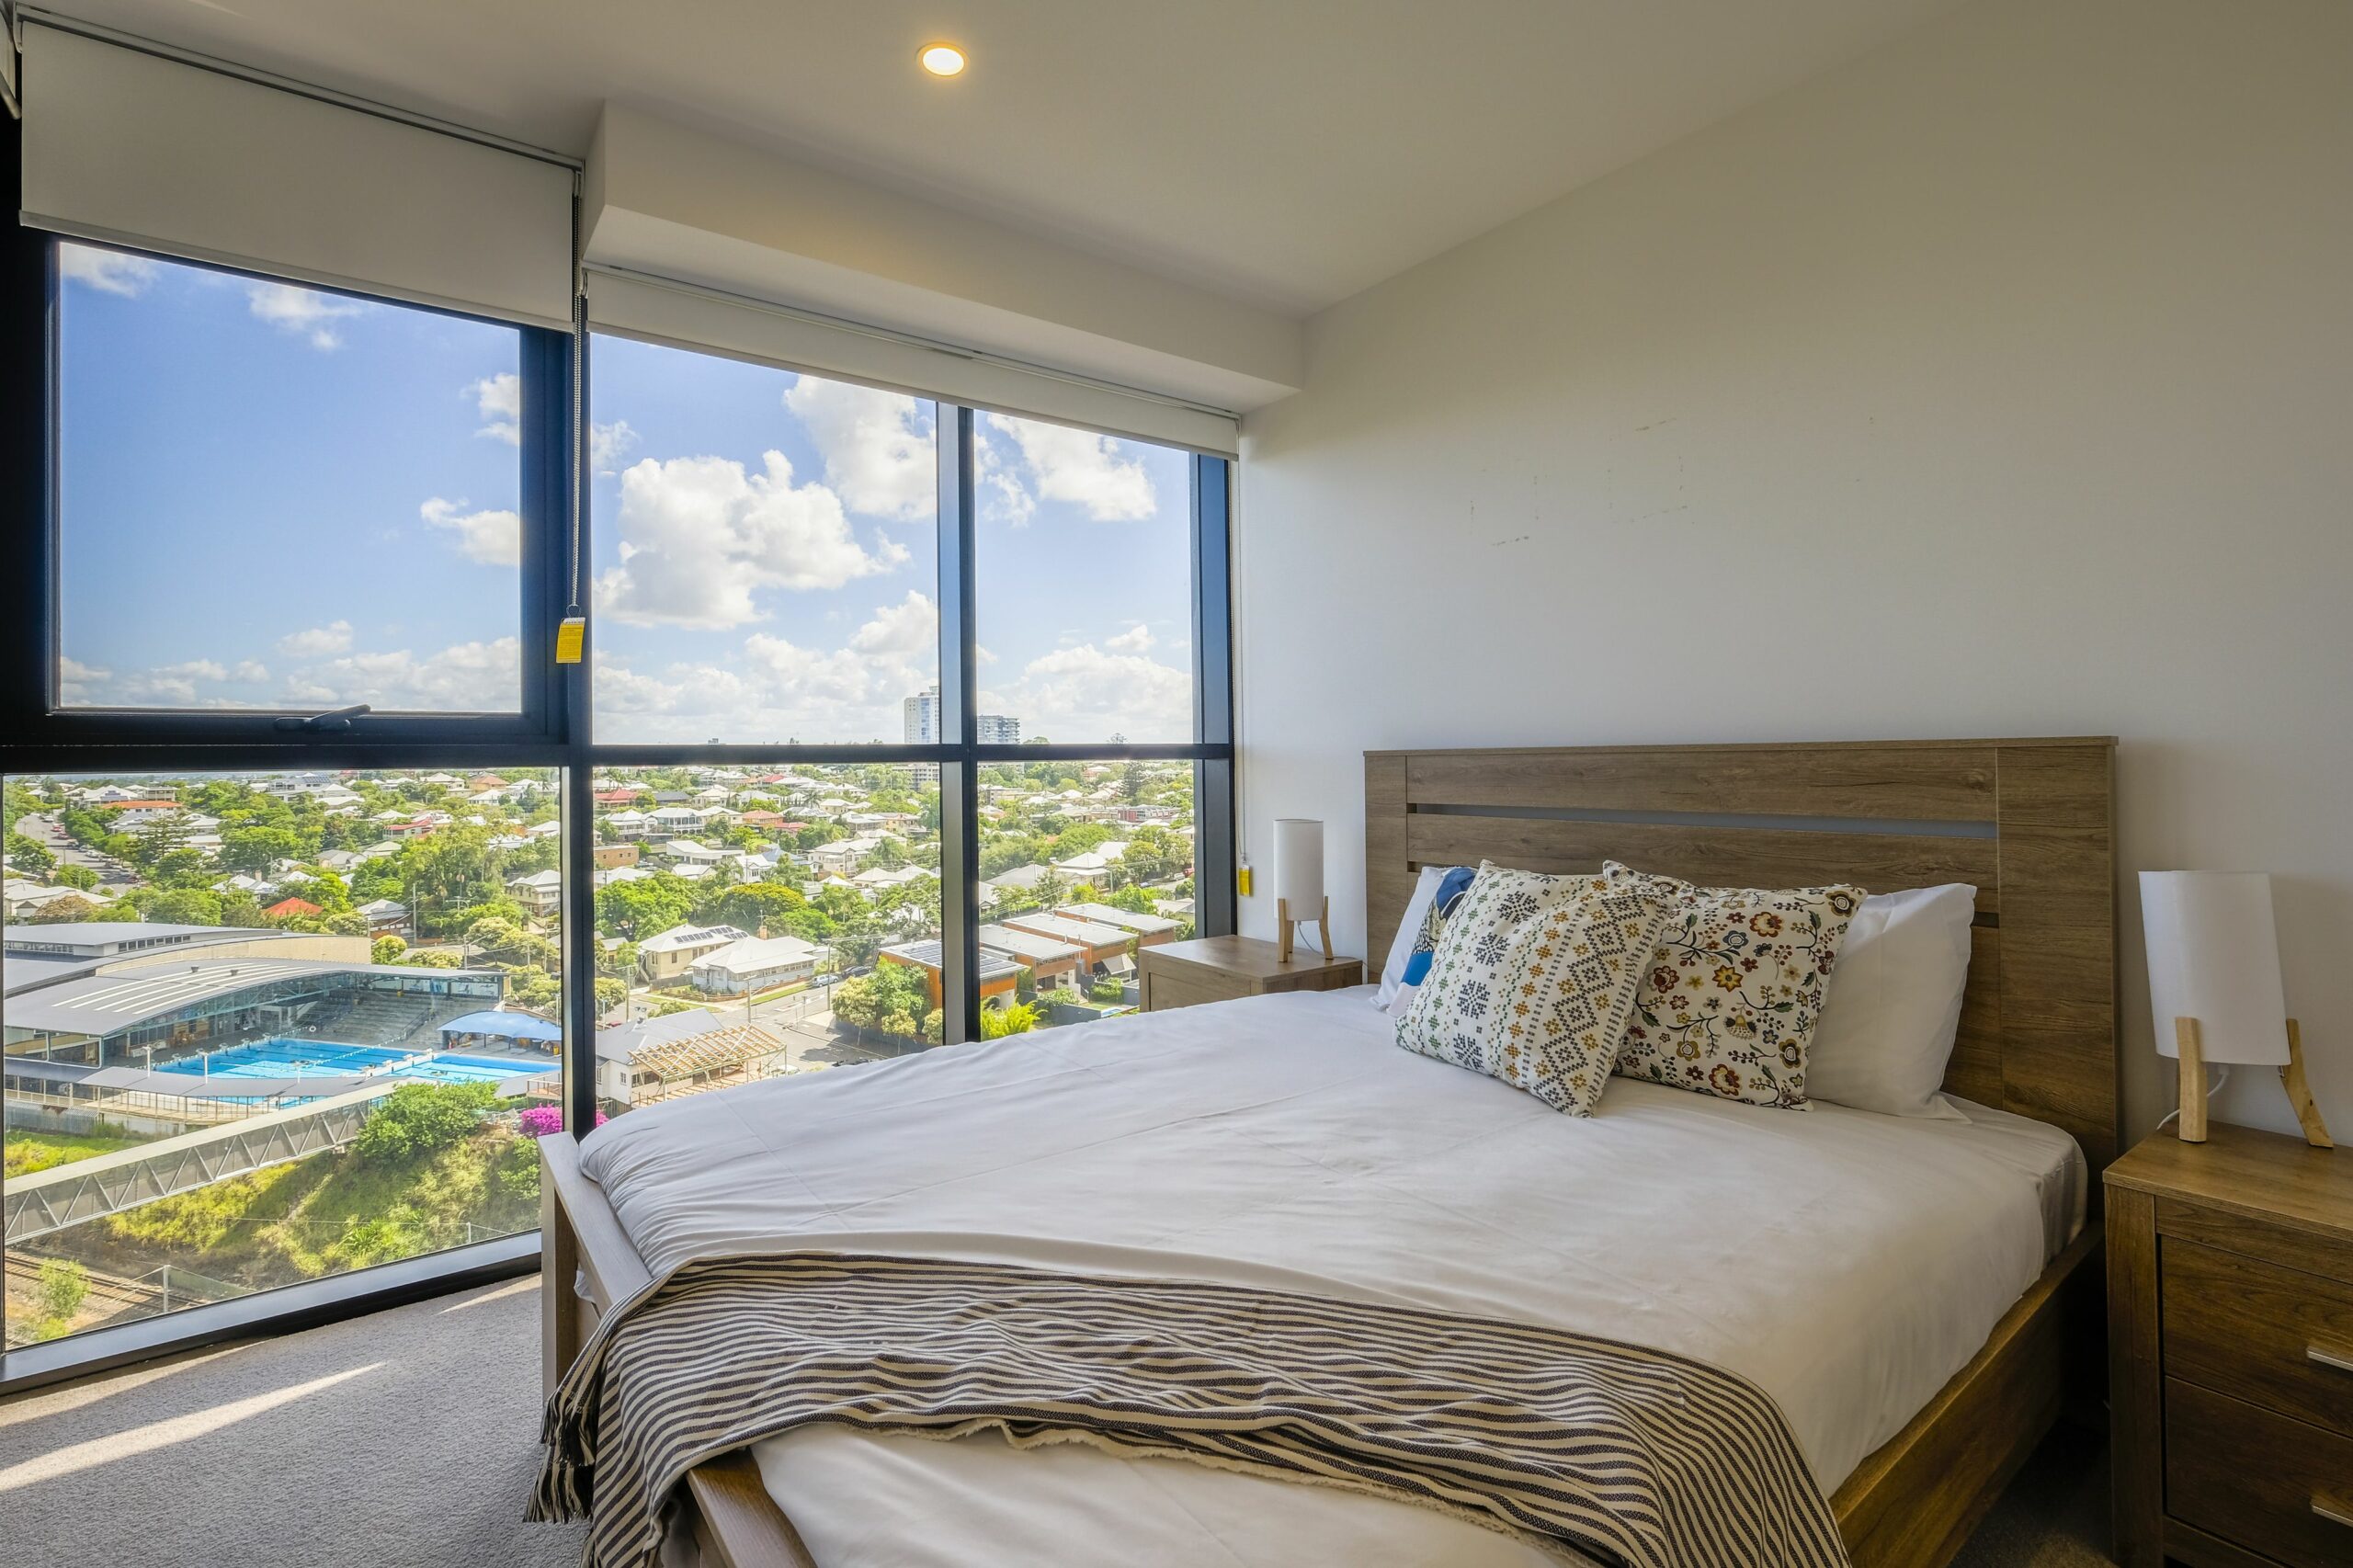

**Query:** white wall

left=1234, top=0, right=2353, bottom=1142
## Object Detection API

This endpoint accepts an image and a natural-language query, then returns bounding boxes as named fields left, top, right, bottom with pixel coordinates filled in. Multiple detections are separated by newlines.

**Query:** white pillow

left=1373, top=865, right=1475, bottom=1012
left=1804, top=883, right=1977, bottom=1119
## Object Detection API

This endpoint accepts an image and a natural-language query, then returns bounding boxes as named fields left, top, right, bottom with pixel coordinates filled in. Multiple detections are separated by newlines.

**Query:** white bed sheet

left=577, top=986, right=2084, bottom=1568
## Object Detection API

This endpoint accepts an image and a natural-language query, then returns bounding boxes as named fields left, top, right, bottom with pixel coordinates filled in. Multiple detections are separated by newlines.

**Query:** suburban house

left=687, top=934, right=829, bottom=996
left=1057, top=903, right=1179, bottom=946
left=1001, top=911, right=1138, bottom=982
left=507, top=869, right=563, bottom=915
left=879, top=939, right=1022, bottom=1014
left=974, top=923, right=1083, bottom=991
left=635, top=924, right=753, bottom=983
left=355, top=898, right=411, bottom=934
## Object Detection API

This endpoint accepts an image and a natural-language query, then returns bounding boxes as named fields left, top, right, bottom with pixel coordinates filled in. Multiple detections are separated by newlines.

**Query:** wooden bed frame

left=542, top=736, right=2120, bottom=1568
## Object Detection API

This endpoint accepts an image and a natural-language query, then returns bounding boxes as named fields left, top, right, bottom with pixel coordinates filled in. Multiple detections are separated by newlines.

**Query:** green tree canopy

left=5, top=832, right=56, bottom=877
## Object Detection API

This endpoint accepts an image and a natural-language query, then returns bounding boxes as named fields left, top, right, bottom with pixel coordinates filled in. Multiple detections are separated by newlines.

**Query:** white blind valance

left=585, top=267, right=1243, bottom=458
left=18, top=23, right=574, bottom=330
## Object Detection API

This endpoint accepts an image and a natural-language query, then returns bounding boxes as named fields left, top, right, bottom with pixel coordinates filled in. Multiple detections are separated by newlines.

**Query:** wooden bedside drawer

left=1140, top=966, right=1245, bottom=1012
left=2165, top=1237, right=2353, bottom=1438
left=2165, top=1379, right=2353, bottom=1568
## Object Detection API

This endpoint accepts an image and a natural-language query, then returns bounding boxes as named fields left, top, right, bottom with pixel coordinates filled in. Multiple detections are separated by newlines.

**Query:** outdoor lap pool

left=154, top=1038, right=547, bottom=1086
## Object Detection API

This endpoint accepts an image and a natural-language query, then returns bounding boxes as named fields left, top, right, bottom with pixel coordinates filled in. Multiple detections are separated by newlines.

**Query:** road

left=16, top=812, right=133, bottom=883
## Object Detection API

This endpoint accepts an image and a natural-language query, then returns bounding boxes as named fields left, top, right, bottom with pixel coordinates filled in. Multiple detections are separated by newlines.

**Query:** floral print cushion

left=1603, top=861, right=1865, bottom=1110
left=1393, top=862, right=1672, bottom=1117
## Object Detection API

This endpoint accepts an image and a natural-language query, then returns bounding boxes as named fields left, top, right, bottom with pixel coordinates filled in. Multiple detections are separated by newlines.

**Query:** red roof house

left=265, top=896, right=324, bottom=919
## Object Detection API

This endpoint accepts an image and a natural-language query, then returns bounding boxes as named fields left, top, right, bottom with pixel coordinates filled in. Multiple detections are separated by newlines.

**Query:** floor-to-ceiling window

left=4, top=238, right=574, bottom=1352
left=0, top=236, right=1233, bottom=1367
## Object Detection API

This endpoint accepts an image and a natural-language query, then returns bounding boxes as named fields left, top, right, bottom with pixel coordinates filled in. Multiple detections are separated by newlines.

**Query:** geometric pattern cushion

left=1394, top=863, right=1672, bottom=1117
left=1387, top=864, right=1477, bottom=1014
left=1604, top=860, right=1867, bottom=1110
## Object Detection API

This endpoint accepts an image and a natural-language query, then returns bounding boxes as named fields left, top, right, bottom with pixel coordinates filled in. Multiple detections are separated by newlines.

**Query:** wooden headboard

left=1365, top=738, right=2120, bottom=1169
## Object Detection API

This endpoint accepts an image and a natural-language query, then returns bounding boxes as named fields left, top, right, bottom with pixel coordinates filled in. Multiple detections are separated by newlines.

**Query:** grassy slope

left=4, top=1129, right=152, bottom=1179
left=72, top=1129, right=542, bottom=1294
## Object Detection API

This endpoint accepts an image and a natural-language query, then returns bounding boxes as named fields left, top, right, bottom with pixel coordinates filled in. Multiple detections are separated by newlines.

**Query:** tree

left=1120, top=824, right=1187, bottom=885
left=52, top=864, right=98, bottom=891
left=595, top=977, right=627, bottom=1015
left=702, top=881, right=807, bottom=936
left=981, top=1001, right=1040, bottom=1039
left=371, top=935, right=409, bottom=965
left=5, top=832, right=55, bottom=877
left=597, top=875, right=697, bottom=941
left=829, top=961, right=930, bottom=1038
left=401, top=949, right=466, bottom=969
left=218, top=824, right=310, bottom=874
left=465, top=915, right=556, bottom=968
left=353, top=1081, right=496, bottom=1162
left=26, top=893, right=99, bottom=923
left=504, top=967, right=560, bottom=1010
left=145, top=887, right=224, bottom=926
left=146, top=848, right=212, bottom=888
left=37, top=1259, right=88, bottom=1325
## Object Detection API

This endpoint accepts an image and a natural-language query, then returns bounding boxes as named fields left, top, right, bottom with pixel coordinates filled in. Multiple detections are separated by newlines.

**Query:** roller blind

left=18, top=23, right=574, bottom=330
left=586, top=267, right=1243, bottom=458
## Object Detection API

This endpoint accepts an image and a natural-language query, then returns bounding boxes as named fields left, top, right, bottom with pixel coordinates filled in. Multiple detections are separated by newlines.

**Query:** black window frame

left=0, top=129, right=1236, bottom=1385
left=7, top=235, right=574, bottom=753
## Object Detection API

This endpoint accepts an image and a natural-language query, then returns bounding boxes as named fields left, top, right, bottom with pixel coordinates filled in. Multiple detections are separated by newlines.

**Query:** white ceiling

left=28, top=0, right=1967, bottom=315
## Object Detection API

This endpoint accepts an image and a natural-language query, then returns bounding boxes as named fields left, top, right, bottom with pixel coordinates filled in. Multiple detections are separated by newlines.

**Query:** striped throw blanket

left=533, top=1252, right=1847, bottom=1568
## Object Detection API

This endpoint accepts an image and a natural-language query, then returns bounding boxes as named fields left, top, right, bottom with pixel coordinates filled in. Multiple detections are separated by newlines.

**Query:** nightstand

left=1136, top=936, right=1363, bottom=1012
left=2107, top=1121, right=2353, bottom=1568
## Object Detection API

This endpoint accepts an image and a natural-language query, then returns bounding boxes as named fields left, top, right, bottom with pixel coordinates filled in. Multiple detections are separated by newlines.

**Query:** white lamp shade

left=1272, top=819, right=1324, bottom=911
left=2140, top=870, right=2289, bottom=1066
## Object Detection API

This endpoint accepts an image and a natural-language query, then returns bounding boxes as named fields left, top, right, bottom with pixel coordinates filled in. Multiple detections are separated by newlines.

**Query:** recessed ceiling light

left=918, top=42, right=967, bottom=77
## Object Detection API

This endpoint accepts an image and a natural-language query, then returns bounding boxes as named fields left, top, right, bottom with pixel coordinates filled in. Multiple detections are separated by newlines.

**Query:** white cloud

left=781, top=378, right=934, bottom=520
left=57, top=657, right=112, bottom=706
left=58, top=637, right=508, bottom=712
left=246, top=282, right=366, bottom=349
left=983, top=642, right=1190, bottom=742
left=590, top=420, right=640, bottom=474
left=1105, top=622, right=1154, bottom=653
left=470, top=372, right=521, bottom=444
left=974, top=424, right=1035, bottom=528
left=421, top=497, right=521, bottom=567
left=278, top=621, right=355, bottom=656
left=593, top=593, right=938, bottom=742
left=593, top=452, right=892, bottom=630
left=983, top=414, right=1154, bottom=520
left=282, top=638, right=519, bottom=711
left=60, top=246, right=160, bottom=297
left=65, top=658, right=230, bottom=706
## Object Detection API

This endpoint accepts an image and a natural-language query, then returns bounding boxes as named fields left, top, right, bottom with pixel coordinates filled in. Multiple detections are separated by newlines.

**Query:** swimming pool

left=154, top=1038, right=546, bottom=1086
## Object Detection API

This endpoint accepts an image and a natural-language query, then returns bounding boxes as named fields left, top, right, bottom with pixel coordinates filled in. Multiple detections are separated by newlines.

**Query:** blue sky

left=58, top=244, right=523, bottom=710
left=54, top=243, right=1196, bottom=742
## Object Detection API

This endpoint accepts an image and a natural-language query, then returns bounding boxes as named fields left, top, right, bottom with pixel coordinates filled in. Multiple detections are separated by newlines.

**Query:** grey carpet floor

left=2, top=1275, right=2115, bottom=1566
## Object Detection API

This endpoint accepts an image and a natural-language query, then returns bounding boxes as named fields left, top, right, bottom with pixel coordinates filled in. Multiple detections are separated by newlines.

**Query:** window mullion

left=936, top=406, right=980, bottom=1045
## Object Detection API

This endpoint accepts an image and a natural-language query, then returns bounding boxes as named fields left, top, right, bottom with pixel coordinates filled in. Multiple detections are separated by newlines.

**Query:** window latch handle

left=273, top=703, right=372, bottom=733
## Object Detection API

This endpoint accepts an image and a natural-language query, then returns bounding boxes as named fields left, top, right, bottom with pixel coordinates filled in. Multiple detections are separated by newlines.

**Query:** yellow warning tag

left=555, top=616, right=585, bottom=664
left=1236, top=865, right=1254, bottom=898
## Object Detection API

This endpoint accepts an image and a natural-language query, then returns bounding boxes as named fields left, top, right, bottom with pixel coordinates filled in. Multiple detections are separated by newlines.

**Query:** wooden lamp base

left=1276, top=895, right=1331, bottom=963
left=2175, top=1016, right=2332, bottom=1148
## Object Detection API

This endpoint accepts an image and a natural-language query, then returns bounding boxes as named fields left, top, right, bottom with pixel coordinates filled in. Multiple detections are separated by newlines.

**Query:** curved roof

left=438, top=1009, right=563, bottom=1041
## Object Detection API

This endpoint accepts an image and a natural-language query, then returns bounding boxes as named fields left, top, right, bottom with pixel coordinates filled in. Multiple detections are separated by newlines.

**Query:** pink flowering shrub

left=517, top=1105, right=605, bottom=1138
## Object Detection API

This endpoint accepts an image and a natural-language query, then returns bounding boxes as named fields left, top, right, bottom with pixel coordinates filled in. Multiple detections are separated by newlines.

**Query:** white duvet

left=577, top=986, right=2082, bottom=1568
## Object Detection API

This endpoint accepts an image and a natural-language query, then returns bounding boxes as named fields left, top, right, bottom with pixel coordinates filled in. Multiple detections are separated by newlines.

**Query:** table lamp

left=1272, top=818, right=1329, bottom=962
left=2141, top=870, right=2329, bottom=1147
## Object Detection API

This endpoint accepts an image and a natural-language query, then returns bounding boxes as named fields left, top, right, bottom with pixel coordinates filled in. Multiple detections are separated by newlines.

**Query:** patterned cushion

left=1604, top=861, right=1866, bottom=1110
left=1380, top=864, right=1477, bottom=1013
left=1394, top=863, right=1672, bottom=1117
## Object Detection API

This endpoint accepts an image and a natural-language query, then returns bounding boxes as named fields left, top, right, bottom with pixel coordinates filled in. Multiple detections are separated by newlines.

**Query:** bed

left=540, top=737, right=2119, bottom=1568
